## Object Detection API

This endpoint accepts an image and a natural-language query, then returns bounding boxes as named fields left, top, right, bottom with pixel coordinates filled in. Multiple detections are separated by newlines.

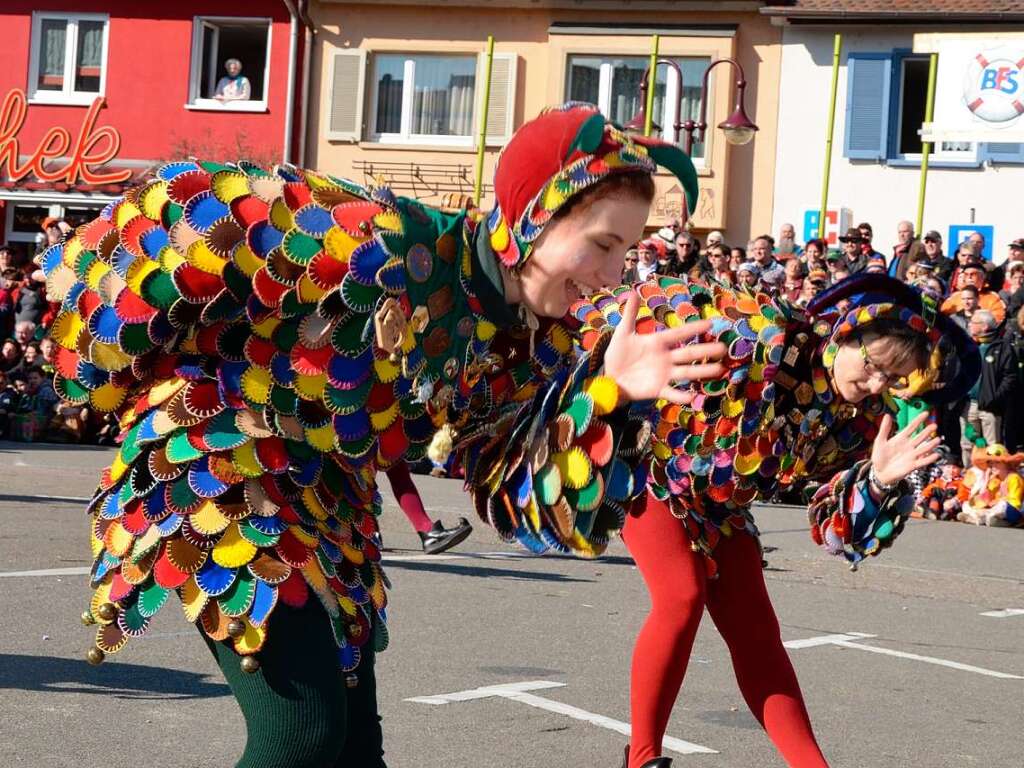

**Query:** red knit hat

left=486, top=103, right=699, bottom=268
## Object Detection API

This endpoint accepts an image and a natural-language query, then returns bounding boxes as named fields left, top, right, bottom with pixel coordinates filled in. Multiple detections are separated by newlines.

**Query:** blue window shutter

left=844, top=53, right=892, bottom=160
left=981, top=142, right=1024, bottom=163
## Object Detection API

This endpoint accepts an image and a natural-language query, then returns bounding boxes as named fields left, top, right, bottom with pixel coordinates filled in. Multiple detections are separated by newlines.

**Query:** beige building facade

left=306, top=1, right=782, bottom=242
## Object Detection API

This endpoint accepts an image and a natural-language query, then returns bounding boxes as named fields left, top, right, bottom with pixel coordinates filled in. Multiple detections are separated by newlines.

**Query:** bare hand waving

left=603, top=291, right=727, bottom=405
left=870, top=413, right=942, bottom=487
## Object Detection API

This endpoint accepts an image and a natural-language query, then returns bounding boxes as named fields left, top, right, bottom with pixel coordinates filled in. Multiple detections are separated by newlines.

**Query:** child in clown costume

left=956, top=444, right=1024, bottom=527
left=43, top=104, right=725, bottom=767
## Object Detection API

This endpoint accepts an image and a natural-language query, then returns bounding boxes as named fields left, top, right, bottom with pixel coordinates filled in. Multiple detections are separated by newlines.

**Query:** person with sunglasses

left=571, top=274, right=979, bottom=768
left=622, top=248, right=641, bottom=283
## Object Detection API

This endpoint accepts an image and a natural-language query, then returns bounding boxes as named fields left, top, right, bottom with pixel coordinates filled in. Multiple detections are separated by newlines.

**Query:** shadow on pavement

left=0, top=653, right=230, bottom=700
left=384, top=560, right=594, bottom=583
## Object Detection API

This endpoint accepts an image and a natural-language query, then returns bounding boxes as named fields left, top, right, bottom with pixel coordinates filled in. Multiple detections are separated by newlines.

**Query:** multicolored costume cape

left=41, top=161, right=639, bottom=670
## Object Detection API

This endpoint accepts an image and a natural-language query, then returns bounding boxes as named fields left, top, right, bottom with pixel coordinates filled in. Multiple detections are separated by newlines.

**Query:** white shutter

left=477, top=51, right=517, bottom=147
left=325, top=49, right=366, bottom=142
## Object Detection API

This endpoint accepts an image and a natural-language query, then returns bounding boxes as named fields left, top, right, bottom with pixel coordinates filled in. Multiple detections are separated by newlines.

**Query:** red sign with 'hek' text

left=0, top=88, right=131, bottom=186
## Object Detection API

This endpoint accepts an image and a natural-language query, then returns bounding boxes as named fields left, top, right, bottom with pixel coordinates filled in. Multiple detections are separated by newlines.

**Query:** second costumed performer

left=40, top=103, right=726, bottom=767
left=566, top=275, right=981, bottom=767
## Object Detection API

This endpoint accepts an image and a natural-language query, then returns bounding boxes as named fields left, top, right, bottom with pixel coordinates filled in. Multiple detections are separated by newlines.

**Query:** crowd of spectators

left=623, top=219, right=1024, bottom=465
left=0, top=219, right=116, bottom=445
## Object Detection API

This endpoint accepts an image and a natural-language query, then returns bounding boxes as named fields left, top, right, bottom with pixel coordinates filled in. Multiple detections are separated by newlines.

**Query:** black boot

left=418, top=518, right=472, bottom=555
left=621, top=746, right=672, bottom=768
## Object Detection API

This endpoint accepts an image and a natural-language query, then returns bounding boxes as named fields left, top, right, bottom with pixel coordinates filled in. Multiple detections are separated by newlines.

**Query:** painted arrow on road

left=785, top=632, right=1023, bottom=680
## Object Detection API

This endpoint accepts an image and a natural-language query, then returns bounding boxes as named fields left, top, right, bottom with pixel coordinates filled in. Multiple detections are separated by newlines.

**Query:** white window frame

left=367, top=53, right=479, bottom=147
left=564, top=54, right=711, bottom=167
left=895, top=57, right=977, bottom=163
left=186, top=16, right=271, bottom=113
left=27, top=12, right=110, bottom=105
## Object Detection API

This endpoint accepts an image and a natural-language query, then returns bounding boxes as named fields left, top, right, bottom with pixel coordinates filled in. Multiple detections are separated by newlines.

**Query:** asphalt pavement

left=1, top=441, right=1021, bottom=768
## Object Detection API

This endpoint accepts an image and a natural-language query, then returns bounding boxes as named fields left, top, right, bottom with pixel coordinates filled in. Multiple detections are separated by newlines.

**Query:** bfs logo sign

left=963, top=47, right=1024, bottom=123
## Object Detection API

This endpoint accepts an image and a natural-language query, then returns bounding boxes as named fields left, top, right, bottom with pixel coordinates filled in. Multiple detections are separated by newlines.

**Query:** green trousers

left=204, top=600, right=386, bottom=768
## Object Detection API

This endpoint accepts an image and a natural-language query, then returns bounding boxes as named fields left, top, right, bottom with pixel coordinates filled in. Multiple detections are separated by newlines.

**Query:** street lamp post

left=626, top=57, right=758, bottom=155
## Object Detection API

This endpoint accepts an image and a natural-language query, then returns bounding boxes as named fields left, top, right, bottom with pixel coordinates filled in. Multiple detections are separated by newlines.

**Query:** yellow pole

left=474, top=35, right=495, bottom=206
left=644, top=34, right=660, bottom=136
left=916, top=52, right=939, bottom=235
left=818, top=33, right=842, bottom=241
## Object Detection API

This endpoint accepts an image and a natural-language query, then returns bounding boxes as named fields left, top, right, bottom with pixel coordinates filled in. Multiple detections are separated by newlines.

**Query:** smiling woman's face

left=831, top=337, right=923, bottom=403
left=512, top=192, right=651, bottom=318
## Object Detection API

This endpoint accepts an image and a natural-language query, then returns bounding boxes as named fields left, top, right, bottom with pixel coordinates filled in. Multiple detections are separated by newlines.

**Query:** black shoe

left=621, top=745, right=672, bottom=768
left=418, top=518, right=472, bottom=555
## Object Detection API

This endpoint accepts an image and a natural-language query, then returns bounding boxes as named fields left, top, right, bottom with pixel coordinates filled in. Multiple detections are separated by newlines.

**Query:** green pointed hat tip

left=567, top=112, right=607, bottom=157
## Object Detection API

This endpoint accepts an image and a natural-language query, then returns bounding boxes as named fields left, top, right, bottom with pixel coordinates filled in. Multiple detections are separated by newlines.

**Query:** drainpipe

left=297, top=0, right=315, bottom=167
left=281, top=0, right=300, bottom=165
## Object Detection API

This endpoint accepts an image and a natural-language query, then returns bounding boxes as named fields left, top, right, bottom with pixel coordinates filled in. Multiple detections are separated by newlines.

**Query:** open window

left=842, top=52, right=1021, bottom=165
left=188, top=17, right=271, bottom=111
left=28, top=13, right=109, bottom=105
left=893, top=55, right=977, bottom=163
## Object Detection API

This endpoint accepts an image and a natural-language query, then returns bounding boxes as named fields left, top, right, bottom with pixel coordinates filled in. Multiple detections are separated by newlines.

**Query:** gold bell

left=86, top=647, right=105, bottom=666
left=226, top=619, right=247, bottom=639
left=240, top=656, right=260, bottom=674
left=80, top=610, right=96, bottom=626
left=96, top=603, right=117, bottom=623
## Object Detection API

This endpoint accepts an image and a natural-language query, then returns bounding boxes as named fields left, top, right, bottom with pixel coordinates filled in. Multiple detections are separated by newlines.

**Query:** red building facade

left=0, top=0, right=308, bottom=257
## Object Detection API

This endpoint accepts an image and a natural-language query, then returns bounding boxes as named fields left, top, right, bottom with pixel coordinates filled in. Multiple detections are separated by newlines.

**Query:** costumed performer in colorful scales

left=566, top=274, right=981, bottom=766
left=40, top=103, right=727, bottom=767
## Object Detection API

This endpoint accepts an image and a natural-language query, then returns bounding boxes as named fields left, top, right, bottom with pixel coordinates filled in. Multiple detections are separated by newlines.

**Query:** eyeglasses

left=624, top=257, right=638, bottom=263
left=859, top=344, right=909, bottom=389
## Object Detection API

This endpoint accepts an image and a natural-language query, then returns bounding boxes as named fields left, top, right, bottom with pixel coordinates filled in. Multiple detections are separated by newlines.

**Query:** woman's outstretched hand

left=871, top=413, right=942, bottom=487
left=603, top=291, right=727, bottom=405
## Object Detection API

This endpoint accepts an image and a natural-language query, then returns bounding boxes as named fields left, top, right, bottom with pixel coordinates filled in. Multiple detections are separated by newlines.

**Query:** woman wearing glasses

left=569, top=274, right=980, bottom=768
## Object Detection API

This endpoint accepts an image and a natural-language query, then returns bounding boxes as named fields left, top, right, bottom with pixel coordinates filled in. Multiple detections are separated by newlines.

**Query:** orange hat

left=971, top=444, right=1024, bottom=468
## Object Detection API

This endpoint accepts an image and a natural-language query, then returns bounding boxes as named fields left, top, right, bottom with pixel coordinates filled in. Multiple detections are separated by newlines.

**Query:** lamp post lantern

left=625, top=57, right=758, bottom=155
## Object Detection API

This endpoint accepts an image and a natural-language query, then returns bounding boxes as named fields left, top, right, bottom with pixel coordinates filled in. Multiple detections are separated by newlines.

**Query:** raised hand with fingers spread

left=870, top=412, right=943, bottom=488
left=604, top=291, right=726, bottom=405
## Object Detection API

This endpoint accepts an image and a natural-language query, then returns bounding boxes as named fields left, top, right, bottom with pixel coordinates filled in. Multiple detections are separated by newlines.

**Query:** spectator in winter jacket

left=942, top=260, right=1006, bottom=324
left=960, top=310, right=1017, bottom=465
left=749, top=235, right=785, bottom=285
left=950, top=285, right=979, bottom=332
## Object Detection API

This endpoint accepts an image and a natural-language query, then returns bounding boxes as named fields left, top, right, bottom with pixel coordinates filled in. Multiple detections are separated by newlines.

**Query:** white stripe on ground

left=0, top=494, right=92, bottom=504
left=786, top=632, right=1024, bottom=680
left=0, top=551, right=536, bottom=578
left=980, top=608, right=1024, bottom=618
left=0, top=566, right=91, bottom=578
left=406, top=680, right=717, bottom=755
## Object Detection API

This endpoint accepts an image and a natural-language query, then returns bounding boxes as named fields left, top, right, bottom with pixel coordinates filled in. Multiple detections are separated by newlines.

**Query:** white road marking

left=0, top=566, right=91, bottom=578
left=0, top=493, right=92, bottom=503
left=980, top=608, right=1024, bottom=618
left=406, top=680, right=717, bottom=755
left=0, top=551, right=537, bottom=579
left=786, top=632, right=1024, bottom=680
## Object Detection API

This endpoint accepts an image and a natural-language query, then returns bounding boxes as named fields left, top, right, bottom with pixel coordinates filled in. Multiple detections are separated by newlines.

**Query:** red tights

left=384, top=463, right=434, bottom=534
left=623, top=495, right=828, bottom=768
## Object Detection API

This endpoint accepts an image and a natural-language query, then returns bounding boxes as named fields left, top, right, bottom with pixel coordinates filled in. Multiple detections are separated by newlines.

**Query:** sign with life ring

left=962, top=48, right=1024, bottom=124
left=915, top=33, right=1024, bottom=142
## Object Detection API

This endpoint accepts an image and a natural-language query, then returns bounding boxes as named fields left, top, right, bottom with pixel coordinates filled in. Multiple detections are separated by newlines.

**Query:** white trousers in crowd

left=960, top=399, right=1001, bottom=466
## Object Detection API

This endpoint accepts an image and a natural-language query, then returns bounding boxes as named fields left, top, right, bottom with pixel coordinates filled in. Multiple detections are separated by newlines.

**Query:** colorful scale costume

left=558, top=274, right=979, bottom=574
left=43, top=105, right=701, bottom=670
